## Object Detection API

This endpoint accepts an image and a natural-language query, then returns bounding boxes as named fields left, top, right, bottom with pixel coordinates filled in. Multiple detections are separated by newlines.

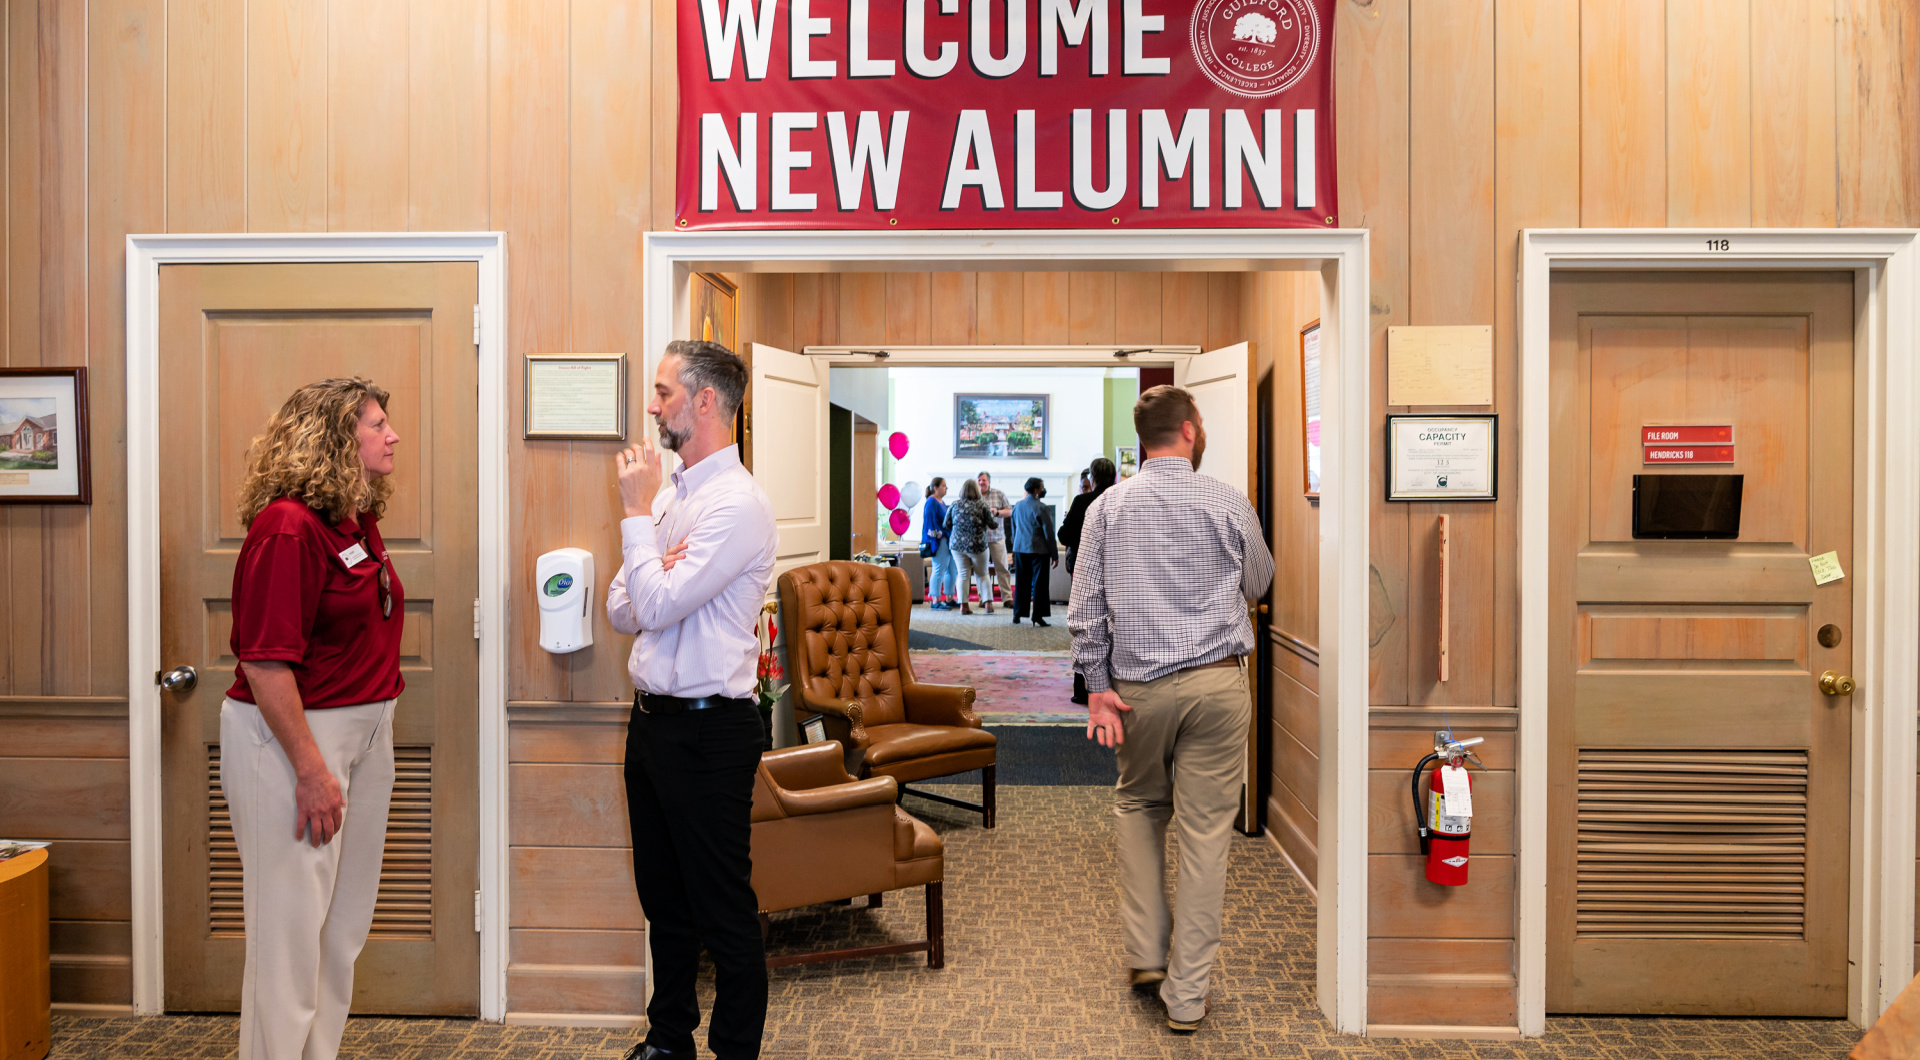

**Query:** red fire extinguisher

left=1412, top=732, right=1483, bottom=886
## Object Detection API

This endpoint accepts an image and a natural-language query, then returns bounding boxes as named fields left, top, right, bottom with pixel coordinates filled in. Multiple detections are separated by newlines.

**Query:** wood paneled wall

left=736, top=271, right=1252, bottom=354
left=1326, top=0, right=1920, bottom=1032
left=0, top=0, right=1914, bottom=1027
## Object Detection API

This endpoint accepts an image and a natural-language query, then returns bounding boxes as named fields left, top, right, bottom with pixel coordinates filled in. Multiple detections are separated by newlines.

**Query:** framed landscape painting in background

left=0, top=367, right=90, bottom=503
left=692, top=272, right=738, bottom=350
left=955, top=394, right=1049, bottom=459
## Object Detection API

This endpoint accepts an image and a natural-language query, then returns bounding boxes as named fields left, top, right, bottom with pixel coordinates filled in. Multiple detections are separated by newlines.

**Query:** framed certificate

left=523, top=354, right=627, bottom=440
left=1386, top=415, right=1497, bottom=501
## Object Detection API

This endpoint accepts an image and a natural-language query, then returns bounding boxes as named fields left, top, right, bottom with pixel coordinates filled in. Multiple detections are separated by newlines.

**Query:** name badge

left=338, top=542, right=370, bottom=567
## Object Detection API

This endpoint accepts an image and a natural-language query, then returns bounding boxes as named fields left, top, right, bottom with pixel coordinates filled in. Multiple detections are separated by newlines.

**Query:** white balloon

left=903, top=480, right=923, bottom=501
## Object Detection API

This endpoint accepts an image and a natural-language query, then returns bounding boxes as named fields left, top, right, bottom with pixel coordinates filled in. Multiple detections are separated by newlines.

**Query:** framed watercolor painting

left=954, top=393, right=1049, bottom=459
left=0, top=367, right=90, bottom=504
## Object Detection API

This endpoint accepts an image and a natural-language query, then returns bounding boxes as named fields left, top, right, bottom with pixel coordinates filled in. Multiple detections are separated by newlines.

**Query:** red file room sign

left=674, top=0, right=1338, bottom=230
left=1643, top=425, right=1735, bottom=464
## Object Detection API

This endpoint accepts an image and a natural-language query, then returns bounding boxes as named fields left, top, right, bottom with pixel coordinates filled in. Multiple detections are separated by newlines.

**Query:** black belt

left=635, top=691, right=752, bottom=715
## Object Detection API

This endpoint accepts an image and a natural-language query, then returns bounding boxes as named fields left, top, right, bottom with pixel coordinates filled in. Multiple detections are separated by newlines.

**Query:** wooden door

left=1177, top=342, right=1267, bottom=834
left=158, top=263, right=480, bottom=1015
left=748, top=344, right=832, bottom=588
left=1547, top=273, right=1854, bottom=1015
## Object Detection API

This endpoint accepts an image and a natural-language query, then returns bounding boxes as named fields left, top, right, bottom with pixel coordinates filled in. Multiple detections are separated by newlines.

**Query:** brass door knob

left=1819, top=670, right=1856, bottom=696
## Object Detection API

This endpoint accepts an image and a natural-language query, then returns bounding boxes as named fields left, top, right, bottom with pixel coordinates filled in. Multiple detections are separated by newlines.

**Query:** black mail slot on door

left=1632, top=474, right=1744, bottom=539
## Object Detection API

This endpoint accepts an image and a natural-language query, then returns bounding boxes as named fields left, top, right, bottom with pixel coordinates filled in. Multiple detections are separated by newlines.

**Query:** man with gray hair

left=608, top=339, right=775, bottom=1060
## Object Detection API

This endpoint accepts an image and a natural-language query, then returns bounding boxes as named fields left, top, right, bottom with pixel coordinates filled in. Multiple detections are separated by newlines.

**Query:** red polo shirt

left=226, top=497, right=406, bottom=709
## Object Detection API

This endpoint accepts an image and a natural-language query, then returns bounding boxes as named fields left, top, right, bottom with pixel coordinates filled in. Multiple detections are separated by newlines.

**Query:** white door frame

left=644, top=228, right=1375, bottom=1032
left=123, top=233, right=513, bottom=1019
left=1516, top=228, right=1920, bottom=1033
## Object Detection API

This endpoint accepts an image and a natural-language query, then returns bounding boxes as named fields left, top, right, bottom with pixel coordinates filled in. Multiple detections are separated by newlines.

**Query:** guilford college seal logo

left=1189, top=0, right=1321, bottom=98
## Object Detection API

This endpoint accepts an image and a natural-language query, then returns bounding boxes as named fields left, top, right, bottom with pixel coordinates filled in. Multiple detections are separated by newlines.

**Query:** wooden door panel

left=160, top=262, right=479, bottom=1015
left=1586, top=317, right=1808, bottom=546
left=212, top=319, right=431, bottom=542
left=1548, top=272, right=1852, bottom=1017
left=1581, top=606, right=1806, bottom=668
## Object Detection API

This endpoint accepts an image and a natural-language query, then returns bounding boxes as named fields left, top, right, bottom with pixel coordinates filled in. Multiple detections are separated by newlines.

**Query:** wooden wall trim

left=0, top=697, right=126, bottom=717
left=1272, top=628, right=1319, bottom=665
left=1369, top=706, right=1517, bottom=730
left=507, top=701, right=631, bottom=723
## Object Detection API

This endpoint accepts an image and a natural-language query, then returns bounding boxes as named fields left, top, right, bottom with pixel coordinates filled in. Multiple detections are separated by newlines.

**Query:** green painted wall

left=1102, top=373, right=1139, bottom=466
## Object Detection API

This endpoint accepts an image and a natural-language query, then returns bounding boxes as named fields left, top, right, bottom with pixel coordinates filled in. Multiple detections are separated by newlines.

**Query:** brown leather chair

left=778, top=561, right=998, bottom=827
left=750, top=743, right=945, bottom=968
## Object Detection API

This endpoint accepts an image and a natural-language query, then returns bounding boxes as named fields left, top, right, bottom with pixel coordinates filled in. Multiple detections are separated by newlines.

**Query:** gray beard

left=655, top=408, right=695, bottom=452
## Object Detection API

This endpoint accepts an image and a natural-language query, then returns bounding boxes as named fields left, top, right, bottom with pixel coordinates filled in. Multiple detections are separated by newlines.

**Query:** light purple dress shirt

left=606, top=446, right=777, bottom=700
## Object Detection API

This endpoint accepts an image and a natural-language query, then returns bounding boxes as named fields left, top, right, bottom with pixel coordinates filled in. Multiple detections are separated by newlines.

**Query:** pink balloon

left=889, top=508, right=911, bottom=535
left=888, top=432, right=910, bottom=460
left=877, top=483, right=901, bottom=509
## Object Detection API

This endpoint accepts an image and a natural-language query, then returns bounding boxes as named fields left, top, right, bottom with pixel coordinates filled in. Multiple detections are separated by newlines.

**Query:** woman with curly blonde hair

left=222, top=377, right=404, bottom=1060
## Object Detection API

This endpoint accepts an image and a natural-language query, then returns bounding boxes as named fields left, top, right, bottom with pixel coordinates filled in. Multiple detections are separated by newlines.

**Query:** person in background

left=976, top=470, right=1015, bottom=607
left=947, top=477, right=996, bottom=616
left=1010, top=476, right=1059, bottom=627
left=608, top=340, right=775, bottom=1060
left=1079, top=468, right=1093, bottom=495
left=921, top=478, right=956, bottom=610
left=225, top=377, right=405, bottom=1060
left=1068, top=386, right=1274, bottom=1035
left=1058, top=456, right=1117, bottom=704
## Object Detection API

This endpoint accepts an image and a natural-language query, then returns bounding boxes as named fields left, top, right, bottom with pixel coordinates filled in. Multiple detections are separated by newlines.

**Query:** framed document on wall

left=1299, top=319, right=1321, bottom=499
left=1386, top=414, right=1498, bottom=501
left=523, top=354, right=627, bottom=440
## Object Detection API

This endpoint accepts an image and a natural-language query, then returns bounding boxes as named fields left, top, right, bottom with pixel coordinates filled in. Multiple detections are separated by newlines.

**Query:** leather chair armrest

left=760, top=743, right=854, bottom=791
left=796, top=689, right=871, bottom=749
left=902, top=682, right=981, bottom=729
left=774, top=776, right=899, bottom=817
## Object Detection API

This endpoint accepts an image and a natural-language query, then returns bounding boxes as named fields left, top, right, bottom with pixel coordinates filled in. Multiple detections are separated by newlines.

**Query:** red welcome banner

left=674, top=0, right=1337, bottom=230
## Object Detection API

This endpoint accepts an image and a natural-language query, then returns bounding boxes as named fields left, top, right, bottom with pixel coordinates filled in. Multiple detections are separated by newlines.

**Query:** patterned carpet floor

left=51, top=787, right=1861, bottom=1059
left=912, top=651, right=1080, bottom=723
left=905, top=599, right=1072, bottom=652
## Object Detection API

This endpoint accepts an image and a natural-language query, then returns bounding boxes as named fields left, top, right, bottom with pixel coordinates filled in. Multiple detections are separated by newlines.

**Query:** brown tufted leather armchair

left=751, top=743, right=944, bottom=968
left=778, top=561, right=997, bottom=827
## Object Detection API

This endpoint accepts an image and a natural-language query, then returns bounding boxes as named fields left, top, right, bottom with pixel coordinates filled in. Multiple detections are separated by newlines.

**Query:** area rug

left=911, top=650, right=1082, bottom=723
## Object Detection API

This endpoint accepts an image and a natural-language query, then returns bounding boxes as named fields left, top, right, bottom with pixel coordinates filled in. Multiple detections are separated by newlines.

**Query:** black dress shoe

left=1011, top=616, right=1022, bottom=624
left=1033, top=618, right=1050, bottom=627
left=621, top=1043, right=685, bottom=1060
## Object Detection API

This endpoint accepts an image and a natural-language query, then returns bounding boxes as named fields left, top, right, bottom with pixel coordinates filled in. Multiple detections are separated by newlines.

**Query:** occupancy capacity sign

left=675, top=0, right=1338, bottom=230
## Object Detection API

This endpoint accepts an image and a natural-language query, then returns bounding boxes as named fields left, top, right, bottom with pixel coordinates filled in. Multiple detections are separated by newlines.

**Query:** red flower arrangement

left=754, top=610, right=788, bottom=712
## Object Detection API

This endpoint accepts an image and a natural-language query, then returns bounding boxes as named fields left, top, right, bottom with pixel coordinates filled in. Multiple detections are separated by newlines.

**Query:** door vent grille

left=208, top=744, right=435, bottom=939
left=1575, top=749, right=1807, bottom=941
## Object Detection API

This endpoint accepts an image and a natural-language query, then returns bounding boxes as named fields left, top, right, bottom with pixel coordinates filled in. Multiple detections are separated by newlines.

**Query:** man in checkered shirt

left=1067, top=384, right=1275, bottom=1034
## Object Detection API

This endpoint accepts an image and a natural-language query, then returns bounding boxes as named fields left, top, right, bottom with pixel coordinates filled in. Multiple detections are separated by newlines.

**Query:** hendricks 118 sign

left=674, top=0, right=1338, bottom=230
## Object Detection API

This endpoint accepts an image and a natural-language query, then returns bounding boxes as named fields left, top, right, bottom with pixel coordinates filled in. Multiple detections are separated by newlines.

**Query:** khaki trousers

left=986, top=538, right=1014, bottom=601
left=1110, top=663, right=1249, bottom=1022
left=221, top=697, right=395, bottom=1060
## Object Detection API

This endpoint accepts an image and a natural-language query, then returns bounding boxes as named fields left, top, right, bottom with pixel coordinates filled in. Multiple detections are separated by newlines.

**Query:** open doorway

left=828, top=364, right=1139, bottom=727
left=644, top=229, right=1374, bottom=1031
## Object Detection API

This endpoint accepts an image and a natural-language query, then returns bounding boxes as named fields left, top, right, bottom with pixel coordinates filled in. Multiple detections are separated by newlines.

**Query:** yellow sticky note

left=1810, top=551, right=1845, bottom=585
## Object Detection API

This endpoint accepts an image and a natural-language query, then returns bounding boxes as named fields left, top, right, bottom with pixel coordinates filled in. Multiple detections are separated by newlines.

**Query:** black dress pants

left=1013, top=552, right=1052, bottom=620
left=624, top=699, right=767, bottom=1059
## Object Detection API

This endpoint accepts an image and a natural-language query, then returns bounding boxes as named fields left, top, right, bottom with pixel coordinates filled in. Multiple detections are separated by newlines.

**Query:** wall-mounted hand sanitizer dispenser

left=536, top=548, right=595, bottom=654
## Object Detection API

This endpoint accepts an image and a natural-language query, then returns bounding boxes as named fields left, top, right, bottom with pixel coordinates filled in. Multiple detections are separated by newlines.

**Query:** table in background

left=0, top=848, right=49, bottom=1060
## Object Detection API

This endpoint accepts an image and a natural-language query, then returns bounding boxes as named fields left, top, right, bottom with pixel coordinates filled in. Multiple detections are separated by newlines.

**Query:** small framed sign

left=801, top=715, right=829, bottom=744
left=0, top=367, right=90, bottom=504
left=1386, top=415, right=1498, bottom=501
left=523, top=353, right=627, bottom=440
